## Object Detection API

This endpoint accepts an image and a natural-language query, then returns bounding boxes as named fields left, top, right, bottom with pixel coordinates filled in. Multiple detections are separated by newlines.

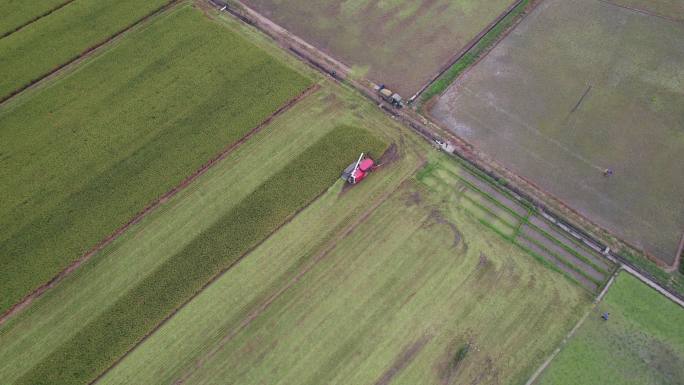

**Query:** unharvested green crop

left=15, top=124, right=386, bottom=385
left=0, top=0, right=69, bottom=36
left=0, top=4, right=310, bottom=315
left=0, top=0, right=172, bottom=100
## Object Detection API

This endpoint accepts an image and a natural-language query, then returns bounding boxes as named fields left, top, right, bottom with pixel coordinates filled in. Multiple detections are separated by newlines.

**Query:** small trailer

left=341, top=153, right=375, bottom=185
left=373, top=84, right=403, bottom=108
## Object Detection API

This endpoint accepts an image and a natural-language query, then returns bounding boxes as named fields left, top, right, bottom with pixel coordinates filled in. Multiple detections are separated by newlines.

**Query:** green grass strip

left=0, top=0, right=173, bottom=100
left=15, top=124, right=387, bottom=385
left=420, top=0, right=530, bottom=104
left=0, top=5, right=311, bottom=315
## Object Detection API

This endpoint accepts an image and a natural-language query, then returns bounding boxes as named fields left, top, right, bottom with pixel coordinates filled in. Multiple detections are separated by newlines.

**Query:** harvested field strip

left=0, top=0, right=75, bottom=38
left=520, top=226, right=604, bottom=284
left=462, top=188, right=520, bottom=227
left=148, top=181, right=588, bottom=385
left=433, top=155, right=614, bottom=282
left=517, top=236, right=597, bottom=292
left=419, top=0, right=530, bottom=103
left=527, top=217, right=612, bottom=275
left=459, top=197, right=517, bottom=239
left=417, top=156, right=611, bottom=293
left=14, top=125, right=387, bottom=385
left=0, top=0, right=174, bottom=101
left=0, top=4, right=311, bottom=316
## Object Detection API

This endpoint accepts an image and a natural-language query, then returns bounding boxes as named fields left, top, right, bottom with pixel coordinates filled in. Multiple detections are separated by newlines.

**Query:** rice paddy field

left=431, top=0, right=684, bottom=264
left=0, top=0, right=172, bottom=100
left=0, top=0, right=70, bottom=36
left=96, top=151, right=590, bottom=385
left=536, top=272, right=684, bottom=385
left=0, top=3, right=310, bottom=315
left=2, top=1, right=683, bottom=385
left=241, top=0, right=516, bottom=96
left=0, top=57, right=407, bottom=385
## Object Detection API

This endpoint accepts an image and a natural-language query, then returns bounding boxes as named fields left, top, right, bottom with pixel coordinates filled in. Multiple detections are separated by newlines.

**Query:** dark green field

left=0, top=4, right=310, bottom=315
left=0, top=0, right=171, bottom=100
left=0, top=0, right=69, bottom=36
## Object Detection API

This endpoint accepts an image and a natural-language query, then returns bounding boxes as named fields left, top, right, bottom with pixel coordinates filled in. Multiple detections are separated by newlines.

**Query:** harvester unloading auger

left=341, top=153, right=376, bottom=185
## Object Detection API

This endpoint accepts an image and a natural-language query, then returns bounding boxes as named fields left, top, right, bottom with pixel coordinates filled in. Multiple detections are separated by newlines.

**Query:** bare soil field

left=239, top=0, right=516, bottom=97
left=431, top=0, right=684, bottom=264
left=605, top=0, right=684, bottom=20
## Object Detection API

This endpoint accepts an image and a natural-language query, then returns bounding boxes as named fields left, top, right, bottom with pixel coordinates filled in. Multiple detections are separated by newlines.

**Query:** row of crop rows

left=418, top=158, right=617, bottom=293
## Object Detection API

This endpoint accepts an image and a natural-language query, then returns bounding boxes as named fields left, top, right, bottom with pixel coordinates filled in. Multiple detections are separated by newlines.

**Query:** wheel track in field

left=0, top=84, right=320, bottom=327
left=0, top=0, right=78, bottom=39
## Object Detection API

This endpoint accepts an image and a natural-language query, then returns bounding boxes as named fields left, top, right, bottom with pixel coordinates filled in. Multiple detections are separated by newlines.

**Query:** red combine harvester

left=341, top=153, right=375, bottom=185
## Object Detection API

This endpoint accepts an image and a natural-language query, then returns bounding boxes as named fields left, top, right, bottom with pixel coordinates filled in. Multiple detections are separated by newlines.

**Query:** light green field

left=0, top=0, right=172, bottom=99
left=242, top=0, right=515, bottom=96
left=0, top=3, right=310, bottom=315
left=97, top=152, right=590, bottom=385
left=0, top=0, right=69, bottom=36
left=537, top=272, right=684, bottom=385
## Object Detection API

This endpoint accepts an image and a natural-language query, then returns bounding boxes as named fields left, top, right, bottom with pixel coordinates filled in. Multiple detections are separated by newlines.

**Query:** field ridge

left=0, top=83, right=319, bottom=327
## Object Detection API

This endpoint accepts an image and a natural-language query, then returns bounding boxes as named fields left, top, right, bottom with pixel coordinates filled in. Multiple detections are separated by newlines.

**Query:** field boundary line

left=620, top=266, right=684, bottom=308
left=0, top=84, right=320, bottom=327
left=409, top=0, right=524, bottom=102
left=0, top=0, right=180, bottom=106
left=524, top=269, right=618, bottom=385
left=523, top=308, right=589, bottom=385
left=0, top=0, right=78, bottom=39
left=172, top=172, right=422, bottom=385
left=595, top=0, right=682, bottom=23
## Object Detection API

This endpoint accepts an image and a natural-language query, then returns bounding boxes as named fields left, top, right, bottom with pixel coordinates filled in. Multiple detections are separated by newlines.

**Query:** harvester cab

left=341, top=153, right=375, bottom=185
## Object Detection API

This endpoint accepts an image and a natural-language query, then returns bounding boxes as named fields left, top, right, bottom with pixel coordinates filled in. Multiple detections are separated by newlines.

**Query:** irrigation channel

left=210, top=0, right=684, bottom=307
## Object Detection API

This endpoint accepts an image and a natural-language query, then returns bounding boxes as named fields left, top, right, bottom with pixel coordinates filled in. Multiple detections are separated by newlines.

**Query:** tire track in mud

left=0, top=84, right=319, bottom=327
left=0, top=0, right=78, bottom=39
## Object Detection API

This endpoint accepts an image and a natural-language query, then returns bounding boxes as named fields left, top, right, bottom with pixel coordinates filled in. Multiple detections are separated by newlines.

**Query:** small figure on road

left=603, top=168, right=613, bottom=177
left=602, top=312, right=610, bottom=321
